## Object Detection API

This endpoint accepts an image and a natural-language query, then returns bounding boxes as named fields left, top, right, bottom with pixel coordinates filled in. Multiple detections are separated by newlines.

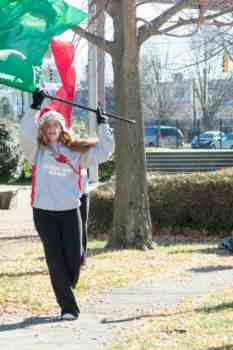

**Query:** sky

left=59, top=1, right=224, bottom=84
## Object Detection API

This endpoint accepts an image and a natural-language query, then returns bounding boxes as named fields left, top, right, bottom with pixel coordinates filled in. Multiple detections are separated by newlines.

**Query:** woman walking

left=20, top=103, right=114, bottom=320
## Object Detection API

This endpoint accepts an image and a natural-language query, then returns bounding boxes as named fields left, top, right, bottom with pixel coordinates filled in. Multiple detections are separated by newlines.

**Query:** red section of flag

left=40, top=39, right=77, bottom=129
left=38, top=39, right=84, bottom=193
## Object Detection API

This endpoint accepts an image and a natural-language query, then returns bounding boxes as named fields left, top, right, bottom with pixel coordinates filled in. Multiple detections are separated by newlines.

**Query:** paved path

left=0, top=260, right=233, bottom=350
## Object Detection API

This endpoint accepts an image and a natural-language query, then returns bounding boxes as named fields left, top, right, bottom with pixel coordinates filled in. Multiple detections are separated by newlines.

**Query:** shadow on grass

left=189, top=265, right=233, bottom=273
left=0, top=235, right=38, bottom=241
left=35, top=247, right=110, bottom=260
left=195, top=301, right=233, bottom=314
left=88, top=247, right=110, bottom=257
left=68, top=240, right=233, bottom=259
left=168, top=247, right=218, bottom=255
left=0, top=270, right=47, bottom=278
left=155, top=300, right=233, bottom=319
left=101, top=313, right=157, bottom=324
left=0, top=316, right=63, bottom=332
left=206, top=346, right=233, bottom=350
left=155, top=240, right=233, bottom=257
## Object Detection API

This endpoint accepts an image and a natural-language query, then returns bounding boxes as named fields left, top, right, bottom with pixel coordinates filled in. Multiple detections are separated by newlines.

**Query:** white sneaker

left=61, top=313, right=79, bottom=321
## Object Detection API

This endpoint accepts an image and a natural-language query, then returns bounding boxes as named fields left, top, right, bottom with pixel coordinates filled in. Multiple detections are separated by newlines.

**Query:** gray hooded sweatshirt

left=20, top=110, right=114, bottom=211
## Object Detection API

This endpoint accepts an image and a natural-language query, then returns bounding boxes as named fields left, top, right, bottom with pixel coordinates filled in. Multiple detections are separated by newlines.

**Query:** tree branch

left=136, top=0, right=188, bottom=6
left=72, top=0, right=116, bottom=55
left=136, top=0, right=233, bottom=11
left=160, top=9, right=231, bottom=35
left=138, top=5, right=233, bottom=46
left=163, top=27, right=198, bottom=37
left=73, top=26, right=114, bottom=55
left=138, top=0, right=196, bottom=46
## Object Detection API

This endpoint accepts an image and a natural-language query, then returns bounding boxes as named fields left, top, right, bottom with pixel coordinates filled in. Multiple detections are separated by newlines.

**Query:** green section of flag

left=0, top=0, right=87, bottom=92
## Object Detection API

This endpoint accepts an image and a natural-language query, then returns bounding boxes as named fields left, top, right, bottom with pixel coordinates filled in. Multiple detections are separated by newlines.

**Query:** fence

left=145, top=118, right=233, bottom=149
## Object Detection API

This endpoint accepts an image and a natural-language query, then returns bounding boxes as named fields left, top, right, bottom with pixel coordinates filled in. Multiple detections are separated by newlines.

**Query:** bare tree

left=141, top=54, right=177, bottom=122
left=191, top=30, right=233, bottom=129
left=73, top=1, right=233, bottom=250
left=194, top=64, right=232, bottom=129
left=0, top=96, right=12, bottom=120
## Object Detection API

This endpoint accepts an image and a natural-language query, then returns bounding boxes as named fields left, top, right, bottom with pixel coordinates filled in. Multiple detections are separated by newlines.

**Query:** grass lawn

left=108, top=287, right=233, bottom=350
left=0, top=235, right=233, bottom=318
left=0, top=238, right=171, bottom=315
left=1, top=235, right=233, bottom=349
left=106, top=240, right=233, bottom=350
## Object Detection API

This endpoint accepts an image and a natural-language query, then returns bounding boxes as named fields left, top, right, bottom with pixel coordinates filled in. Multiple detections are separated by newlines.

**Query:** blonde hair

left=38, top=123, right=98, bottom=154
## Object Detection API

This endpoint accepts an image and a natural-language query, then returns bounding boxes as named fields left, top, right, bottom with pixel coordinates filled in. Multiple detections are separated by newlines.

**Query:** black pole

left=197, top=119, right=200, bottom=146
left=44, top=93, right=136, bottom=125
left=176, top=119, right=179, bottom=149
left=157, top=119, right=160, bottom=148
left=220, top=119, right=223, bottom=150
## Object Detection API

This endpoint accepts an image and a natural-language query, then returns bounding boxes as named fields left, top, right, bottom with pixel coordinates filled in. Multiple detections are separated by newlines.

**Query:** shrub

left=89, top=182, right=114, bottom=237
left=99, top=157, right=115, bottom=182
left=149, top=171, right=233, bottom=232
left=0, top=122, right=24, bottom=182
left=89, top=170, right=233, bottom=236
left=22, top=159, right=32, bottom=178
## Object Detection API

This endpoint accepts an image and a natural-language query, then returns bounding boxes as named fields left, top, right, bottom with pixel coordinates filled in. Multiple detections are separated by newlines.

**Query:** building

left=143, top=76, right=233, bottom=130
left=142, top=75, right=194, bottom=126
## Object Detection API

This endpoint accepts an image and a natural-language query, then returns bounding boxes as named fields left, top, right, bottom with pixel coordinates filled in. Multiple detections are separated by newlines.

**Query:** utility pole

left=96, top=2, right=105, bottom=108
left=203, top=43, right=208, bottom=123
left=88, top=0, right=98, bottom=183
left=192, top=79, right=197, bottom=129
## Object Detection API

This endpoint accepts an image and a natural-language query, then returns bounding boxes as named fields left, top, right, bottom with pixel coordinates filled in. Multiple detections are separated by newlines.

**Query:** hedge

left=89, top=169, right=233, bottom=236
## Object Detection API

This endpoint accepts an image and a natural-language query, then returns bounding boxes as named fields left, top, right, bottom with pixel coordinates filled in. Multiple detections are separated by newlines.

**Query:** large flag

left=0, top=0, right=87, bottom=92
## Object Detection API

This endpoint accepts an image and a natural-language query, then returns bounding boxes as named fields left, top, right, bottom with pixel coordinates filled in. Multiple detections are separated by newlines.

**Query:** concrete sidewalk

left=0, top=186, right=35, bottom=239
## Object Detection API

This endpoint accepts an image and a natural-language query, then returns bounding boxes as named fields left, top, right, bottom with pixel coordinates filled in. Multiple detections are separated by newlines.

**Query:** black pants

left=33, top=207, right=82, bottom=315
left=80, top=193, right=89, bottom=256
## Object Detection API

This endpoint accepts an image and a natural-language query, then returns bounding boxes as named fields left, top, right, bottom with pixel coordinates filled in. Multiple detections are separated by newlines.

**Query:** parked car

left=191, top=131, right=224, bottom=149
left=145, top=127, right=158, bottom=147
left=145, top=126, right=184, bottom=147
left=211, top=132, right=233, bottom=149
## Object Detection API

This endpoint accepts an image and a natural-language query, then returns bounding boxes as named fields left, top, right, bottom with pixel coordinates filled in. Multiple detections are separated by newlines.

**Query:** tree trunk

left=202, top=109, right=213, bottom=130
left=107, top=1, right=153, bottom=250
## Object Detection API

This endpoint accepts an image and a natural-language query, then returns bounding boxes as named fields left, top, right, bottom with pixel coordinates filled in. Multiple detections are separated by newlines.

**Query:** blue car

left=191, top=131, right=224, bottom=149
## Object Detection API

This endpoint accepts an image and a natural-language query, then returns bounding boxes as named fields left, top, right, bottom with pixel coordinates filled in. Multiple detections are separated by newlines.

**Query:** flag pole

left=44, top=93, right=136, bottom=125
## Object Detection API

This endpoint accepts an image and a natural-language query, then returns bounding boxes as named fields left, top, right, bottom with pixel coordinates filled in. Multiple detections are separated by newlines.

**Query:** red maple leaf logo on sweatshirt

left=54, top=154, right=69, bottom=164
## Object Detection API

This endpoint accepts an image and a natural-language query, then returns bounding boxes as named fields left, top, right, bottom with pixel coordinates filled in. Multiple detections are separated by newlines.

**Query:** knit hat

left=37, top=38, right=77, bottom=130
left=36, top=110, right=68, bottom=131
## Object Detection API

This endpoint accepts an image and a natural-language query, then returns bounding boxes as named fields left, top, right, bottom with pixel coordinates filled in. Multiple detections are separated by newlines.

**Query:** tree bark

left=107, top=0, right=153, bottom=250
